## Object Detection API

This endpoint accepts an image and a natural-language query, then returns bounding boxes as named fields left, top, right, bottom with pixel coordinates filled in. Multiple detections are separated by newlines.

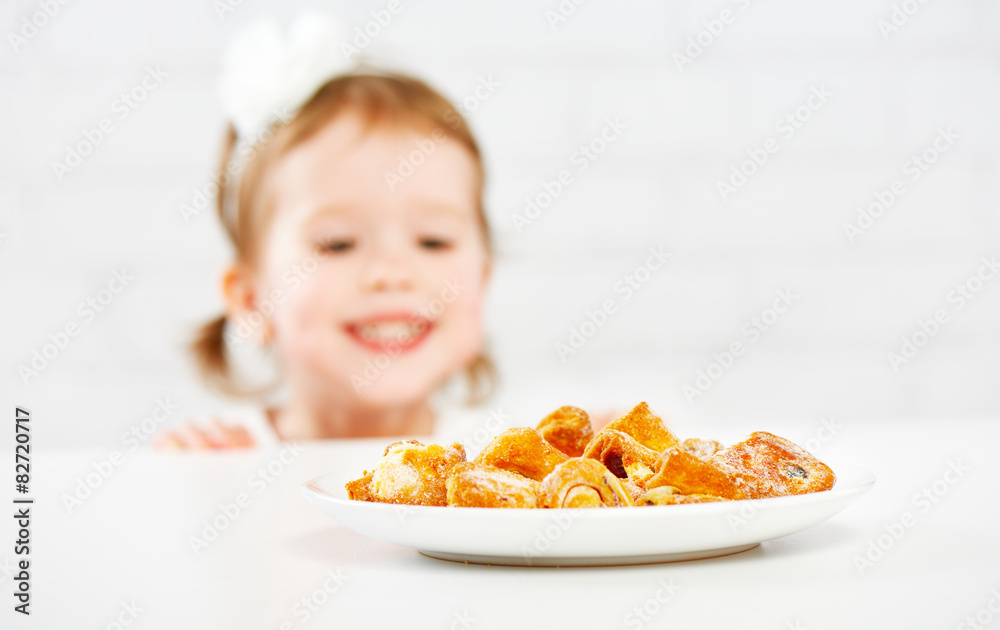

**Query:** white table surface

left=3, top=417, right=998, bottom=629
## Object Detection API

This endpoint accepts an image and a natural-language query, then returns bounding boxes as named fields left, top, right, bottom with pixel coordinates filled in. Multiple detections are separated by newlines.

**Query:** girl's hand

left=153, top=419, right=256, bottom=450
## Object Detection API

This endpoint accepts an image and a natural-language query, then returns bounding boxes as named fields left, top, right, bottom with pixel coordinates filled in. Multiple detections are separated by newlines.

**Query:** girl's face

left=251, top=114, right=489, bottom=407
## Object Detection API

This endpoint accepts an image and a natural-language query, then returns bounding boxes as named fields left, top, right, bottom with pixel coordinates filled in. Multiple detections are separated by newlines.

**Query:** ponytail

left=190, top=314, right=234, bottom=394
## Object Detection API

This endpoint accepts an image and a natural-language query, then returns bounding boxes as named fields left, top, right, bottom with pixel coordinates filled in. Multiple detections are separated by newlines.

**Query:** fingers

left=152, top=424, right=211, bottom=450
left=179, top=422, right=217, bottom=448
left=208, top=418, right=255, bottom=448
left=153, top=419, right=256, bottom=451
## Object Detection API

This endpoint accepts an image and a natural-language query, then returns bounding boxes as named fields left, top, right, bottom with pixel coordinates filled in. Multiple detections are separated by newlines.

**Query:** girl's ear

left=221, top=262, right=273, bottom=345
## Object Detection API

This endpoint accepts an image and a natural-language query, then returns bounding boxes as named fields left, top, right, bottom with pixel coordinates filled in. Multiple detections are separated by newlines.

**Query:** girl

left=156, top=28, right=494, bottom=448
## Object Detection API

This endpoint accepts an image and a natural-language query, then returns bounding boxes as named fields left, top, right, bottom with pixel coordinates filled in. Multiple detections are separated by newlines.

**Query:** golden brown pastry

left=343, top=402, right=840, bottom=510
left=621, top=479, right=645, bottom=503
left=536, top=405, right=593, bottom=457
left=582, top=429, right=660, bottom=487
left=680, top=437, right=723, bottom=461
left=712, top=431, right=836, bottom=498
left=473, top=427, right=569, bottom=482
left=345, top=470, right=377, bottom=502
left=446, top=462, right=539, bottom=508
left=645, top=447, right=749, bottom=500
left=637, top=486, right=727, bottom=505
left=601, top=402, right=679, bottom=452
left=347, top=440, right=466, bottom=506
left=539, top=458, right=634, bottom=508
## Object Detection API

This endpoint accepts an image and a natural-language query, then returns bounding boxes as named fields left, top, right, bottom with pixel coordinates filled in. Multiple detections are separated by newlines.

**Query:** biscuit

left=646, top=447, right=749, bottom=500
left=446, top=462, right=539, bottom=508
left=345, top=470, right=377, bottom=502
left=602, top=402, right=679, bottom=452
left=711, top=431, right=835, bottom=498
left=474, top=427, right=569, bottom=482
left=680, top=437, right=723, bottom=461
left=363, top=440, right=466, bottom=506
left=536, top=405, right=593, bottom=457
left=583, top=429, right=660, bottom=487
left=621, top=479, right=645, bottom=503
left=539, top=458, right=634, bottom=508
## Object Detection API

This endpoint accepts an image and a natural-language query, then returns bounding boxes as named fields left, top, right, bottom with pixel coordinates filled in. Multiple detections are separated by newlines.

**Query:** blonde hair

left=192, top=71, right=495, bottom=402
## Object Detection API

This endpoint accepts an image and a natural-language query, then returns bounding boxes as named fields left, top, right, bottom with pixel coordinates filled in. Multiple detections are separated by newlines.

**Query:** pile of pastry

left=345, top=402, right=836, bottom=508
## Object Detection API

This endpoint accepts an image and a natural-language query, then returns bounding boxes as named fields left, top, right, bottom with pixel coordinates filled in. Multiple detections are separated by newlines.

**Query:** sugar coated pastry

left=646, top=447, right=749, bottom=500
left=345, top=470, right=377, bottom=502
left=344, top=403, right=840, bottom=509
left=473, top=427, right=569, bottom=482
left=358, top=440, right=466, bottom=506
left=680, top=438, right=723, bottom=461
left=446, top=462, right=540, bottom=508
left=583, top=429, right=660, bottom=487
left=536, top=405, right=594, bottom=457
left=637, top=486, right=727, bottom=506
left=602, top=402, right=679, bottom=452
left=539, top=458, right=635, bottom=508
left=711, top=431, right=835, bottom=498
left=621, top=479, right=645, bottom=503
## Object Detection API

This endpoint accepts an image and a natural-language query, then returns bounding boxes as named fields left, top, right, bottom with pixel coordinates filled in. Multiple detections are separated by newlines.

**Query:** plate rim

left=300, top=461, right=874, bottom=565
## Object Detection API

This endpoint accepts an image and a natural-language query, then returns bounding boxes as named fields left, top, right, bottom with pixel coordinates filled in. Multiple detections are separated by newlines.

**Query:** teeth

left=355, top=320, right=427, bottom=343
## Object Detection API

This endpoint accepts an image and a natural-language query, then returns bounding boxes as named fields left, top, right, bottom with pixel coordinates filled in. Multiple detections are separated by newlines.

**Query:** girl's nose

left=359, top=240, right=415, bottom=292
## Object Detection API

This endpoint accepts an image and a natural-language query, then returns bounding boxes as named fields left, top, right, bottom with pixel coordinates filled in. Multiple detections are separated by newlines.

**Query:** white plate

left=301, top=463, right=874, bottom=566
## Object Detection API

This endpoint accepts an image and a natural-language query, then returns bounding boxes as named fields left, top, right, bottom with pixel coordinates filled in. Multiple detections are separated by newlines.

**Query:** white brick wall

left=1, top=0, right=998, bottom=447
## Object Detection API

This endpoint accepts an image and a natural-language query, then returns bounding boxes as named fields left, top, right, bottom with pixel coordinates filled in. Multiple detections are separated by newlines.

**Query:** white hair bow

left=219, top=12, right=354, bottom=139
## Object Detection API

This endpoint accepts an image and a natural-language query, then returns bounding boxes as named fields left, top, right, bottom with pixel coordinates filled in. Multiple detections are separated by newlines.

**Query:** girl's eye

left=318, top=238, right=355, bottom=253
left=419, top=237, right=452, bottom=251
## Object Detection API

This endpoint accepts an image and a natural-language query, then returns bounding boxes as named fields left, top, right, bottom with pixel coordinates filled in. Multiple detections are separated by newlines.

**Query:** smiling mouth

left=344, top=318, right=433, bottom=353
